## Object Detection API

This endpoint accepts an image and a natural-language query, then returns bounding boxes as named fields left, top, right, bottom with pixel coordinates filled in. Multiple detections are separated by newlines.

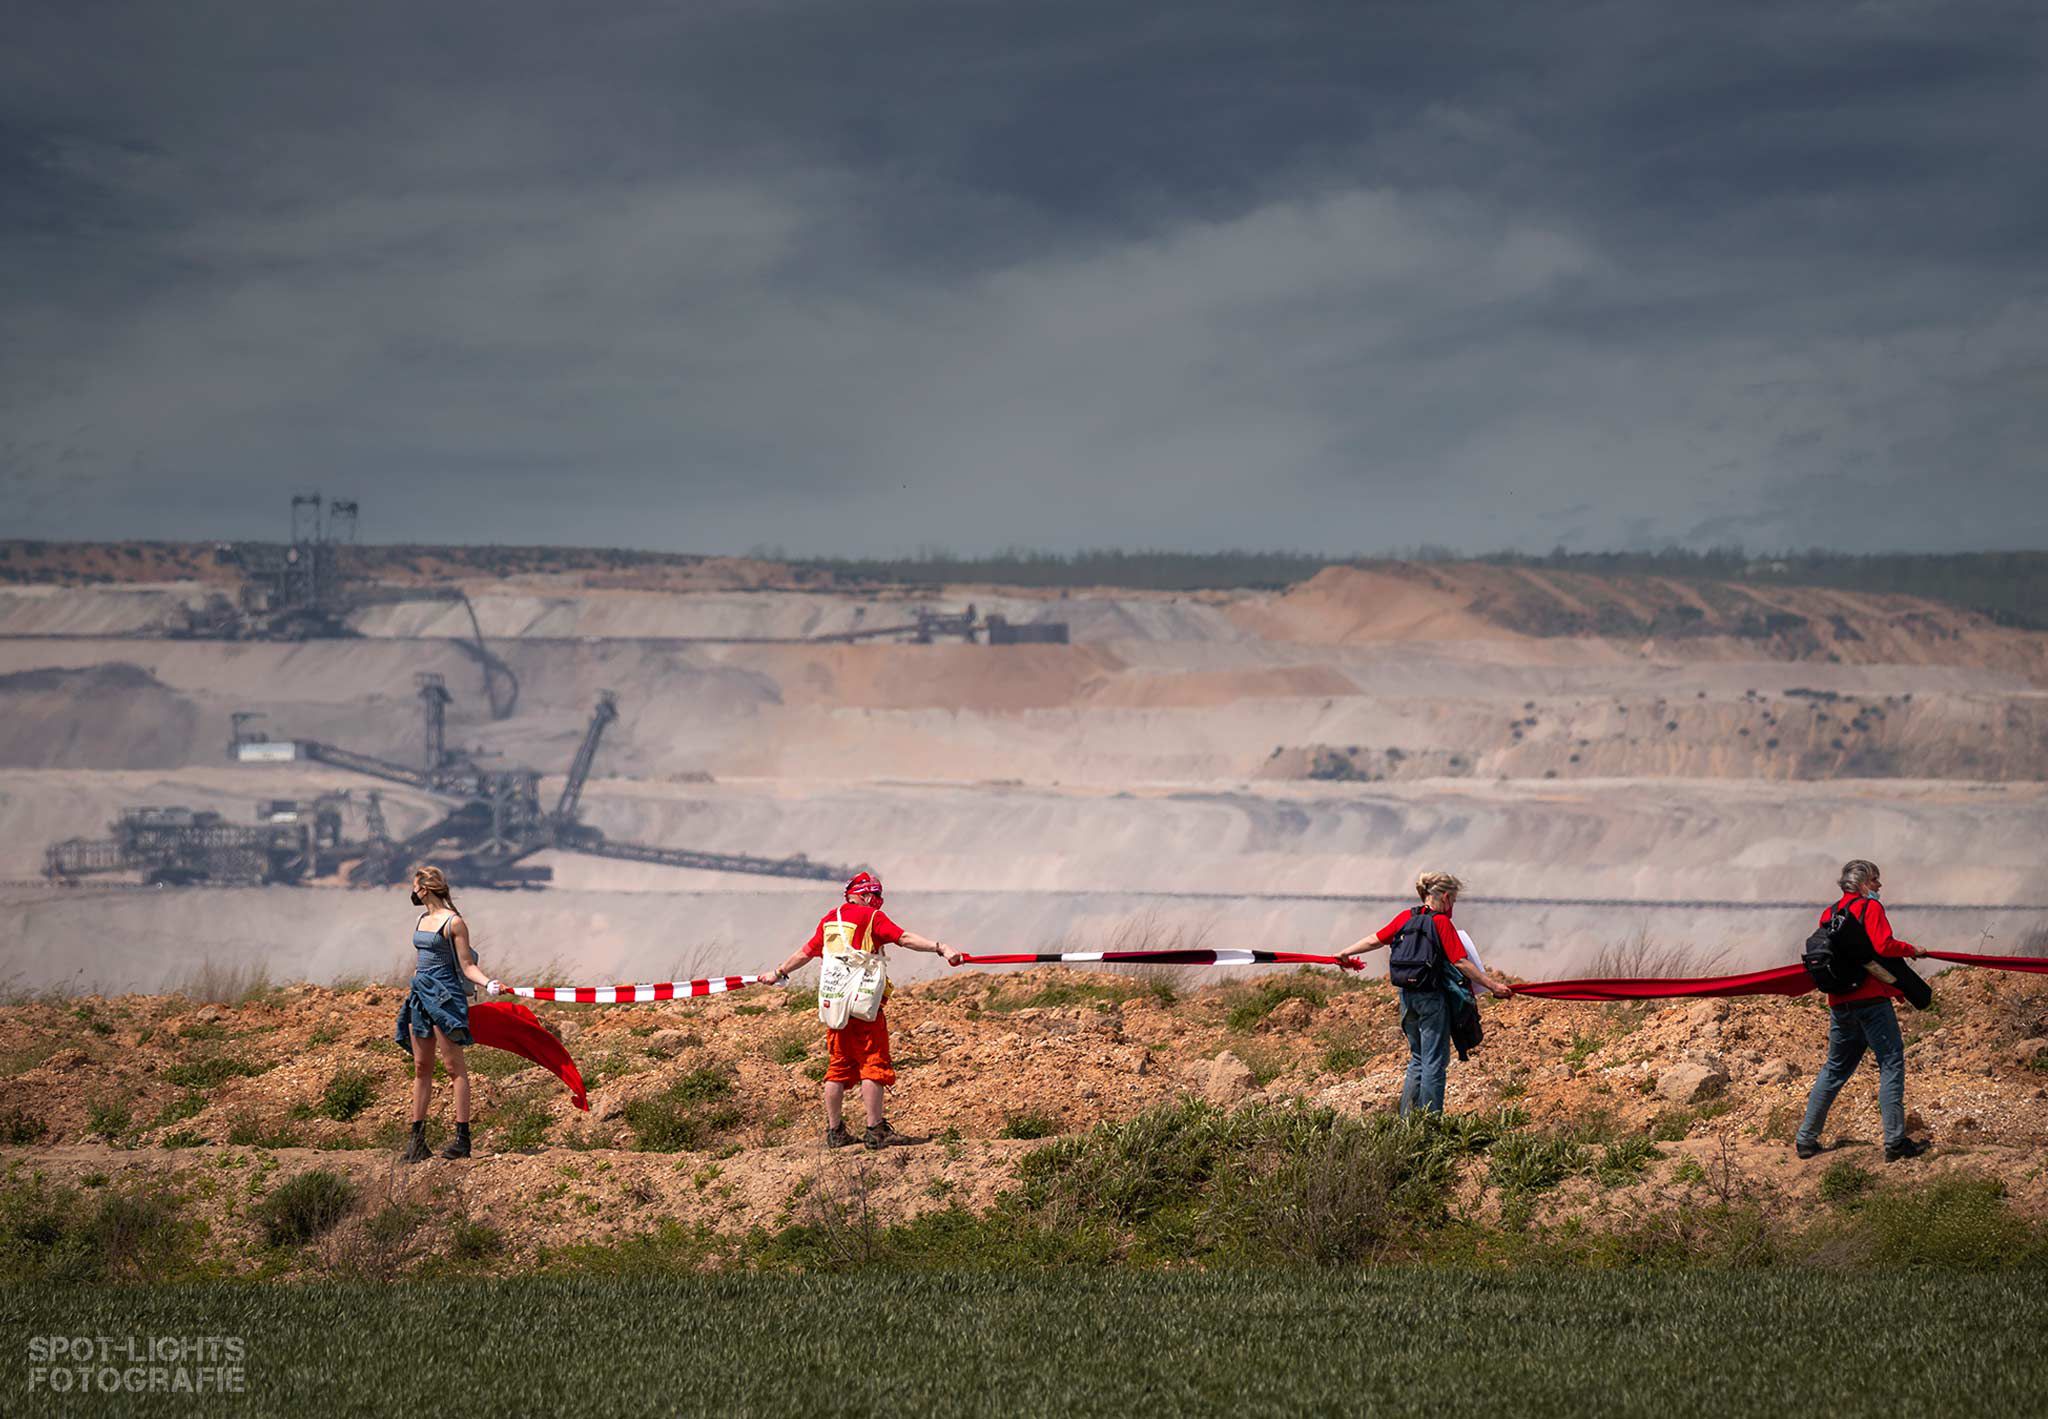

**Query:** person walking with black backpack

left=1794, top=859, right=1932, bottom=1163
left=1334, top=872, right=1513, bottom=1116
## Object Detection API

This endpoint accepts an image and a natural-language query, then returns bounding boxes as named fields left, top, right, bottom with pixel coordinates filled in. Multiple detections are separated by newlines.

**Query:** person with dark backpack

left=1334, top=872, right=1513, bottom=1116
left=1794, top=859, right=1933, bottom=1163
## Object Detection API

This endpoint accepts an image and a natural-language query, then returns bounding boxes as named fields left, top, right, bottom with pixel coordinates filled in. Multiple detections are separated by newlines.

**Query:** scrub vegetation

left=621, top=1066, right=743, bottom=1153
left=318, top=1070, right=378, bottom=1123
left=1221, top=974, right=1333, bottom=1032
left=983, top=976, right=1178, bottom=1012
left=253, top=1170, right=356, bottom=1248
left=15, top=1101, right=2044, bottom=1284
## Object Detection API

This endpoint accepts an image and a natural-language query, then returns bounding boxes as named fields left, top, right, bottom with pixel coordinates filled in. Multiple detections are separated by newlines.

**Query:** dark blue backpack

left=1387, top=909, right=1444, bottom=991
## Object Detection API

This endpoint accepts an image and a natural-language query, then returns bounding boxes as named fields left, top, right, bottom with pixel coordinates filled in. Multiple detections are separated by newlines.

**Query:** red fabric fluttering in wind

left=1513, top=953, right=2048, bottom=1002
left=470, top=1001, right=589, bottom=1111
left=1511, top=964, right=1817, bottom=1003
left=1923, top=951, right=2048, bottom=976
left=954, top=949, right=2048, bottom=999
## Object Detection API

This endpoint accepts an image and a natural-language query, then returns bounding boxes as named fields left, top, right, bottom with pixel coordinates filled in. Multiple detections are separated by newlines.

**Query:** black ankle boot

left=440, top=1122, right=472, bottom=1159
left=400, top=1122, right=432, bottom=1164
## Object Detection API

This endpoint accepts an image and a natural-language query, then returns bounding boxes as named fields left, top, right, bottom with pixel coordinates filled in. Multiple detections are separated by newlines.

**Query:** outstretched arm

left=1861, top=900, right=1924, bottom=958
left=898, top=930, right=964, bottom=967
left=1333, top=933, right=1388, bottom=966
left=1335, top=929, right=1384, bottom=962
left=760, top=948, right=812, bottom=986
left=1456, top=956, right=1514, bottom=998
left=1336, top=911, right=1417, bottom=968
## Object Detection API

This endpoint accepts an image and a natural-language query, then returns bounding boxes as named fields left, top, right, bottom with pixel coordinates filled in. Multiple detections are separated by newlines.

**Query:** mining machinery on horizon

left=44, top=677, right=848, bottom=890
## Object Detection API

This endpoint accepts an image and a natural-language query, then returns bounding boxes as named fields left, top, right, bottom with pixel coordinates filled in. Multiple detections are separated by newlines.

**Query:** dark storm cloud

left=2, top=0, right=2045, bottom=554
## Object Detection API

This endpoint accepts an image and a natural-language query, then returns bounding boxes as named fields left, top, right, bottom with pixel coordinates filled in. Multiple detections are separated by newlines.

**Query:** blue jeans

left=1797, top=1000, right=1906, bottom=1149
left=1398, top=988, right=1451, bottom=1117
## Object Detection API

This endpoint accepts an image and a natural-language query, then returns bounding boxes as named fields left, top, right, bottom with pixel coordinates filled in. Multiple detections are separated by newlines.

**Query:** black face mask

left=410, top=891, right=423, bottom=906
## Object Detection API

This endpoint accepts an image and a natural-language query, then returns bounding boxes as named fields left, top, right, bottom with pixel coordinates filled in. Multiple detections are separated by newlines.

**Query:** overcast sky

left=4, top=1, right=2045, bottom=556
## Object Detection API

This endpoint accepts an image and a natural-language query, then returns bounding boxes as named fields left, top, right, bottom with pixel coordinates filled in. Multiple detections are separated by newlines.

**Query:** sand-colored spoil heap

left=4, top=962, right=2046, bottom=1275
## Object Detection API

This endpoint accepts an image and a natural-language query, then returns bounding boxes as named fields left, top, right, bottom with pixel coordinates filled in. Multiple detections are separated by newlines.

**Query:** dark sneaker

left=863, top=1120, right=922, bottom=1150
left=824, top=1123, right=857, bottom=1149
left=1885, top=1137, right=1932, bottom=1163
left=400, top=1132, right=432, bottom=1165
left=1794, top=1139, right=1823, bottom=1160
left=439, top=1134, right=471, bottom=1160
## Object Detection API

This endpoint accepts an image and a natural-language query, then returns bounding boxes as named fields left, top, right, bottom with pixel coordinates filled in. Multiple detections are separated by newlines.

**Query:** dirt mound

left=741, top=643, right=1125, bottom=712
left=1230, top=566, right=1510, bottom=644
left=1081, top=665, right=1358, bottom=709
left=0, top=664, right=200, bottom=769
left=1240, top=565, right=2048, bottom=682
left=8, top=562, right=2046, bottom=785
left=0, top=585, right=205, bottom=636
left=1001, top=593, right=1249, bottom=644
left=1262, top=687, right=2048, bottom=783
left=4, top=963, right=2045, bottom=1275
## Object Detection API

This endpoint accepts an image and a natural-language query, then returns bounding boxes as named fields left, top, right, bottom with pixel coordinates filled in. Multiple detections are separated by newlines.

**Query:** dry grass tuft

left=1581, top=928, right=1727, bottom=980
left=171, top=960, right=279, bottom=1005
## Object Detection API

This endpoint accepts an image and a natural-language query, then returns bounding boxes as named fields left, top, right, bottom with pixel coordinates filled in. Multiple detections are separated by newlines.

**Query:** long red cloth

left=1512, top=964, right=1816, bottom=1002
left=478, top=951, right=2048, bottom=1034
left=1513, top=953, right=2048, bottom=1001
left=1924, top=950, right=2048, bottom=976
left=470, top=1001, right=589, bottom=1111
left=955, top=948, right=2048, bottom=1001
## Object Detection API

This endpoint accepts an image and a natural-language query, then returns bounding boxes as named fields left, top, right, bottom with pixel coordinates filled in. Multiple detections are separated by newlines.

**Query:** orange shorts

left=824, top=1012, right=894, bottom=1085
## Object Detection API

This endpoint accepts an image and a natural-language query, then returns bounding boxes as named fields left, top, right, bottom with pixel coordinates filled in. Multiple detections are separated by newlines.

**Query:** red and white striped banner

left=488, top=951, right=2048, bottom=1006
left=496, top=975, right=762, bottom=1004
left=484, top=952, right=1342, bottom=1002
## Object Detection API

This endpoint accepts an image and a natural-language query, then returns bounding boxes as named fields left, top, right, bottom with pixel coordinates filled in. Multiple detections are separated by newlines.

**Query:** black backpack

left=1388, top=909, right=1445, bottom=991
left=1802, top=902, right=1873, bottom=994
left=1448, top=990, right=1484, bottom=1060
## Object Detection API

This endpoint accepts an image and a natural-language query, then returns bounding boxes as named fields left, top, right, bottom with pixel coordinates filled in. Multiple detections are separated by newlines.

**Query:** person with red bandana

left=1795, top=859, right=1932, bottom=1162
left=761, top=872, right=965, bottom=1149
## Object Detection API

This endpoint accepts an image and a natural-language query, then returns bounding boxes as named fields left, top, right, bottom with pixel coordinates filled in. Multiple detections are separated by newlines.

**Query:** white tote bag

left=817, top=908, right=888, bottom=1029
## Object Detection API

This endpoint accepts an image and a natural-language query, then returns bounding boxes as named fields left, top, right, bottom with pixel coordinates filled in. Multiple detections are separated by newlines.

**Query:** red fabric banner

left=1923, top=951, right=2048, bottom=976
left=956, top=949, right=2048, bottom=999
left=1509, top=963, right=1816, bottom=1002
left=1509, top=953, right=2048, bottom=1001
left=470, top=1001, right=589, bottom=1111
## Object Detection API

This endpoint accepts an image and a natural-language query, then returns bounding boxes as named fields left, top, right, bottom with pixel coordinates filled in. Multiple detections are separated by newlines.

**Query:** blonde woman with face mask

left=393, top=866, right=496, bottom=1162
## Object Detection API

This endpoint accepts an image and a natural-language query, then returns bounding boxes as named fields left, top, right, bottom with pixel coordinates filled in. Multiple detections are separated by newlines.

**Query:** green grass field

left=6, top=1271, right=2040, bottom=1417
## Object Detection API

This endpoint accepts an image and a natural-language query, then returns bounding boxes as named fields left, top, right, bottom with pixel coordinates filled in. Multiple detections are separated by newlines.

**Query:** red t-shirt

left=1823, top=892, right=1916, bottom=1007
left=1375, top=908, right=1467, bottom=964
left=801, top=901, right=906, bottom=959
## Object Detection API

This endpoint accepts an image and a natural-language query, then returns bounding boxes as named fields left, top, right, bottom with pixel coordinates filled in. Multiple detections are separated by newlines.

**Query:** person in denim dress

left=394, top=865, right=496, bottom=1161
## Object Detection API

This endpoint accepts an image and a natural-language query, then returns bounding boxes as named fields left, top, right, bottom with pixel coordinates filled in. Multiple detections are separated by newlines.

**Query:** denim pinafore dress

left=394, top=912, right=474, bottom=1049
